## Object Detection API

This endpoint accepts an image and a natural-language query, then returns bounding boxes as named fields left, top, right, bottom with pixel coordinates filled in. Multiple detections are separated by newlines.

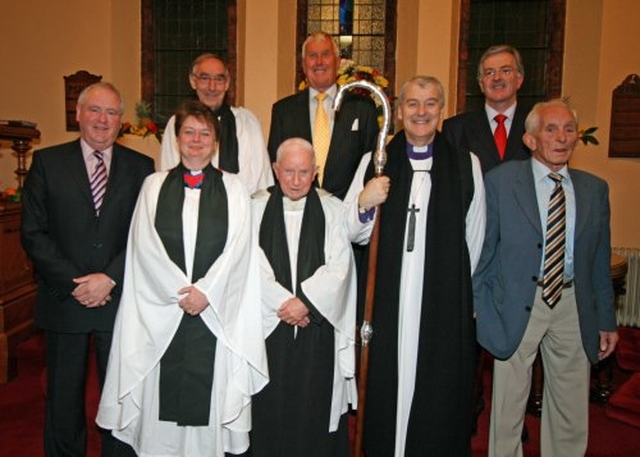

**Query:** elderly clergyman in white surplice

left=250, top=138, right=356, bottom=457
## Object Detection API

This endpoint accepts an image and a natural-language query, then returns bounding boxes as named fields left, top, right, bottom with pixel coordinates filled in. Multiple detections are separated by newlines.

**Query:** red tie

left=494, top=114, right=507, bottom=160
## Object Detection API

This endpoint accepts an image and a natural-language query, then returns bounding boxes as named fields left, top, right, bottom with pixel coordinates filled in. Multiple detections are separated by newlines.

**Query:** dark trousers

left=44, top=330, right=113, bottom=457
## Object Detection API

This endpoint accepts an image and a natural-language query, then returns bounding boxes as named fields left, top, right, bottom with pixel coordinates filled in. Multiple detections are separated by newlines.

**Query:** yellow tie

left=313, top=92, right=330, bottom=186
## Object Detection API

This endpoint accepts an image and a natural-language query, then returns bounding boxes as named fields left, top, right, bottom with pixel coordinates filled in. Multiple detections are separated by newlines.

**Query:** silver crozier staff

left=334, top=80, right=391, bottom=457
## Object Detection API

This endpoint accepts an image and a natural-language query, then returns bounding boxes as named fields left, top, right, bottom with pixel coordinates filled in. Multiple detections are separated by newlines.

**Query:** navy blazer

left=21, top=140, right=154, bottom=333
left=267, top=88, right=379, bottom=200
left=442, top=103, right=531, bottom=174
left=473, top=159, right=616, bottom=364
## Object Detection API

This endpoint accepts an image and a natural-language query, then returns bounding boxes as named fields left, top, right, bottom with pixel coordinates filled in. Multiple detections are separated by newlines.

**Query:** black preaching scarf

left=252, top=186, right=345, bottom=457
left=362, top=131, right=476, bottom=457
left=258, top=183, right=325, bottom=314
left=155, top=163, right=228, bottom=426
left=213, top=103, right=240, bottom=174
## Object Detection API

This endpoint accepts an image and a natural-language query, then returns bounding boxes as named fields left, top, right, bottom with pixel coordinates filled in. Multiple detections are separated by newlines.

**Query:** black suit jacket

left=268, top=88, right=379, bottom=199
left=442, top=103, right=531, bottom=174
left=21, top=139, right=154, bottom=333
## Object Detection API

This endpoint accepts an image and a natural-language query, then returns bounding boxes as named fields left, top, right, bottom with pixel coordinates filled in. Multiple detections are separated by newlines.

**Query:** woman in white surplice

left=97, top=100, right=268, bottom=457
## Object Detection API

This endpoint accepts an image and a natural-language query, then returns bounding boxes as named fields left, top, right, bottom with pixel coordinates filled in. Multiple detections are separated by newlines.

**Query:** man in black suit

left=442, top=44, right=531, bottom=174
left=21, top=82, right=154, bottom=457
left=267, top=31, right=379, bottom=200
left=441, top=44, right=531, bottom=436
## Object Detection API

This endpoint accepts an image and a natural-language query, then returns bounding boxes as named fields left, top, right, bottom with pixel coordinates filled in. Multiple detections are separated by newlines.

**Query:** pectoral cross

left=407, top=204, right=420, bottom=252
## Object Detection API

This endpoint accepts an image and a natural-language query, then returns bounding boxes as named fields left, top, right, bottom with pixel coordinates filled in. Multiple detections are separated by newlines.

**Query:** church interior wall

left=0, top=0, right=638, bottom=247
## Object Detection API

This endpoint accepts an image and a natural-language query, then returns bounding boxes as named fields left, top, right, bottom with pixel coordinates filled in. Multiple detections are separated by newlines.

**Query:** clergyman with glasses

left=442, top=44, right=531, bottom=174
left=160, top=53, right=273, bottom=194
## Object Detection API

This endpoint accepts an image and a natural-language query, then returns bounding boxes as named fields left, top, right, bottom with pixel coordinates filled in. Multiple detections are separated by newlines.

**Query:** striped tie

left=313, top=92, right=330, bottom=186
left=542, top=172, right=566, bottom=308
left=90, top=151, right=107, bottom=214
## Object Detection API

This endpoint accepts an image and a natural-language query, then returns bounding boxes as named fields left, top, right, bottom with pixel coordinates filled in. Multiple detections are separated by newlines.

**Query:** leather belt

left=537, top=279, right=573, bottom=289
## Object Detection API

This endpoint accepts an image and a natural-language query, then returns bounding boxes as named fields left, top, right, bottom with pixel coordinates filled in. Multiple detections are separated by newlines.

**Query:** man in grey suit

left=21, top=82, right=154, bottom=457
left=474, top=99, right=618, bottom=456
left=442, top=44, right=530, bottom=174
left=267, top=30, right=379, bottom=200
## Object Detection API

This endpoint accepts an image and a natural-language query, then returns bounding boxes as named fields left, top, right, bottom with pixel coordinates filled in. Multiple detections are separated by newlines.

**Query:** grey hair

left=190, top=53, right=230, bottom=79
left=276, top=137, right=316, bottom=167
left=398, top=75, right=445, bottom=107
left=301, top=31, right=339, bottom=61
left=77, top=82, right=124, bottom=114
left=477, top=44, right=525, bottom=81
left=525, top=99, right=579, bottom=134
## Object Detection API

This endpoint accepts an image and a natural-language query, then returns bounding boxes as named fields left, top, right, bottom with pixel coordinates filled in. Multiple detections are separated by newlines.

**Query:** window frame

left=455, top=0, right=566, bottom=112
left=141, top=0, right=238, bottom=123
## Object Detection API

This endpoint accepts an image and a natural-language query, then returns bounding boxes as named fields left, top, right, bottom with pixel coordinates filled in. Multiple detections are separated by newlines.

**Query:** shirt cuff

left=358, top=206, right=376, bottom=223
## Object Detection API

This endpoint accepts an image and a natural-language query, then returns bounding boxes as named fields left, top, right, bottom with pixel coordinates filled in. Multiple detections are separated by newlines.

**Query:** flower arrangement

left=299, top=59, right=393, bottom=129
left=119, top=101, right=162, bottom=142
left=1, top=187, right=21, bottom=203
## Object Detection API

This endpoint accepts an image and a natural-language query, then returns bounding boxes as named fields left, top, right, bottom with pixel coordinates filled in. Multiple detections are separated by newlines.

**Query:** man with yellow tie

left=267, top=31, right=379, bottom=200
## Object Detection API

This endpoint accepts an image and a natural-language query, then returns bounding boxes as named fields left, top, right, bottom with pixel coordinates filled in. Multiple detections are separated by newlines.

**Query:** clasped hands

left=178, top=285, right=210, bottom=316
left=278, top=297, right=310, bottom=327
left=72, top=273, right=114, bottom=308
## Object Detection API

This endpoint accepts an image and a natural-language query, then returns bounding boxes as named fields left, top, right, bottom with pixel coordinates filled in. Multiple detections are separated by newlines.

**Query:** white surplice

left=97, top=171, right=268, bottom=457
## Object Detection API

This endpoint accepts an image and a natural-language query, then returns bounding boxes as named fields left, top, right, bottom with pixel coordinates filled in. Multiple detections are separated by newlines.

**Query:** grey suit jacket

left=21, top=139, right=154, bottom=333
left=473, top=159, right=616, bottom=364
left=267, top=88, right=379, bottom=199
left=442, top=103, right=531, bottom=174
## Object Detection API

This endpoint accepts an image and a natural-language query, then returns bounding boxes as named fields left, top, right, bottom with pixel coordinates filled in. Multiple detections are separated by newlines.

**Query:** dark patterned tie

left=542, top=172, right=566, bottom=308
left=90, top=151, right=107, bottom=214
left=494, top=114, right=507, bottom=160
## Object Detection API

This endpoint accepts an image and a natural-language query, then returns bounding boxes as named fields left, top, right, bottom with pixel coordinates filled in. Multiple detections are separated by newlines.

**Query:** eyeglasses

left=192, top=73, right=228, bottom=85
left=482, top=67, right=516, bottom=79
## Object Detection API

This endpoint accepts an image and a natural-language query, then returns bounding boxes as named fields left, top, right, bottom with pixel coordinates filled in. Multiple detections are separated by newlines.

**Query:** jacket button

left=532, top=276, right=538, bottom=282
left=525, top=306, right=532, bottom=312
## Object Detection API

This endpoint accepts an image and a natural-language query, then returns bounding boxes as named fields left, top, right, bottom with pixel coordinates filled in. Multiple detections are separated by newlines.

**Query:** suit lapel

left=513, top=160, right=543, bottom=235
left=570, top=170, right=589, bottom=241
left=296, top=90, right=313, bottom=141
left=469, top=111, right=500, bottom=162
left=504, top=104, right=528, bottom=160
left=100, top=144, right=129, bottom=214
left=67, top=140, right=95, bottom=208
